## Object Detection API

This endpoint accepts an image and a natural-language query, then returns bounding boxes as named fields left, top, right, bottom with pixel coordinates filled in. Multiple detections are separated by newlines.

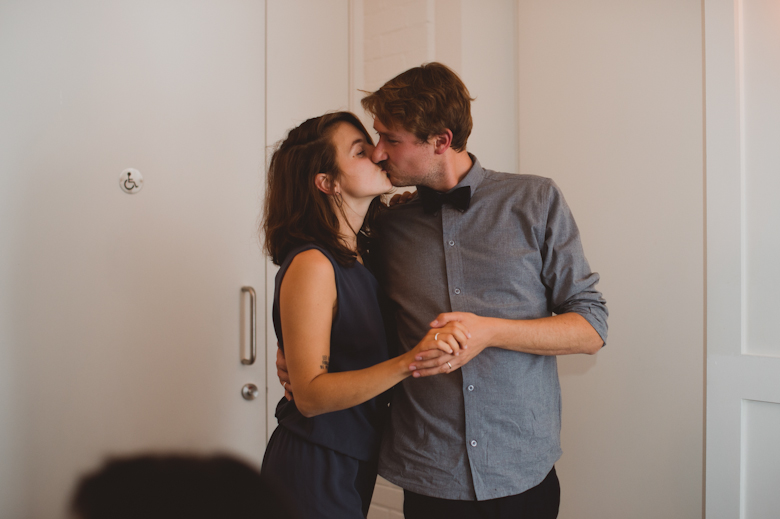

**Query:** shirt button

left=467, top=385, right=474, bottom=391
left=470, top=440, right=478, bottom=447
left=448, top=240, right=455, bottom=246
left=454, top=288, right=461, bottom=295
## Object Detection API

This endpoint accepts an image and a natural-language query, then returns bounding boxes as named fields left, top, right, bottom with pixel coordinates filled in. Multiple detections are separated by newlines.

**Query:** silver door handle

left=241, top=286, right=256, bottom=365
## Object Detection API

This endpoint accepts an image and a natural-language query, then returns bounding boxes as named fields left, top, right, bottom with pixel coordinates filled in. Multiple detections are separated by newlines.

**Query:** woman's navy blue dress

left=259, top=243, right=391, bottom=518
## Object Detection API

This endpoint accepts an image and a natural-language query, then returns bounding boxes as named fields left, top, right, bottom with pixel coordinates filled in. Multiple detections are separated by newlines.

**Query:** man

left=281, top=62, right=607, bottom=518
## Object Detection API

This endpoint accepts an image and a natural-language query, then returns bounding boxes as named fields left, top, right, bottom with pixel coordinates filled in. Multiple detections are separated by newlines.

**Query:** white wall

left=364, top=0, right=434, bottom=92
left=517, top=2, right=704, bottom=517
left=460, top=0, right=518, bottom=174
left=363, top=1, right=704, bottom=518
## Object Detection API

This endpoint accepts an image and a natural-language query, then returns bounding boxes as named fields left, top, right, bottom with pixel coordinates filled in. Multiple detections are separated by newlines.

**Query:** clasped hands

left=276, top=311, right=490, bottom=401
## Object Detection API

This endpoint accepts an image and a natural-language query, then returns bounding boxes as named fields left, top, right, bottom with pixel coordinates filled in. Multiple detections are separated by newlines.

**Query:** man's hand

left=276, top=346, right=293, bottom=401
left=408, top=312, right=493, bottom=376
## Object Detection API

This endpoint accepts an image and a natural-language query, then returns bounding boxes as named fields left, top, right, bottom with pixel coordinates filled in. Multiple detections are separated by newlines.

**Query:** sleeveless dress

left=259, top=243, right=391, bottom=518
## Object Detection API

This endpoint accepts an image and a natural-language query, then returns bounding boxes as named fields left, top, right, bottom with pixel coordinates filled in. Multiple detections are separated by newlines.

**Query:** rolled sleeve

left=541, top=181, right=609, bottom=344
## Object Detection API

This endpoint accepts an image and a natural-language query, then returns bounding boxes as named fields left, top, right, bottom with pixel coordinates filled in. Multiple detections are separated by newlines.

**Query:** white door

left=0, top=2, right=267, bottom=517
left=705, top=0, right=780, bottom=517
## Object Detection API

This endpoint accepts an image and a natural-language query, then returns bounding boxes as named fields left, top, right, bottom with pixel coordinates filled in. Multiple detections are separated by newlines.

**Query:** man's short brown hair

left=361, top=62, right=474, bottom=152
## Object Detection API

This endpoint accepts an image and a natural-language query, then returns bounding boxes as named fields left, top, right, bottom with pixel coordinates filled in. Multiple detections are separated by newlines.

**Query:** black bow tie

left=418, top=186, right=472, bottom=215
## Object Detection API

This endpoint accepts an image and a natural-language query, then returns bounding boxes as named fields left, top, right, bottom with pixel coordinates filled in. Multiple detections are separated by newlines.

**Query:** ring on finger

left=434, top=332, right=439, bottom=341
left=447, top=361, right=453, bottom=370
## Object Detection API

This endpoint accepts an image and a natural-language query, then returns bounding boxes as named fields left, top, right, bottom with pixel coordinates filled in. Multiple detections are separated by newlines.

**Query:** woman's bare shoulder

left=284, top=248, right=335, bottom=284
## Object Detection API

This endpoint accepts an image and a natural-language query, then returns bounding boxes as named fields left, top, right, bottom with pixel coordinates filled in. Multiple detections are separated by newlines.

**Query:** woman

left=259, top=112, right=468, bottom=518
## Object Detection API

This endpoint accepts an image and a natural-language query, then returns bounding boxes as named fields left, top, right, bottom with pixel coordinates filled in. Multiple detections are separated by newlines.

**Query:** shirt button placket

left=466, top=385, right=477, bottom=450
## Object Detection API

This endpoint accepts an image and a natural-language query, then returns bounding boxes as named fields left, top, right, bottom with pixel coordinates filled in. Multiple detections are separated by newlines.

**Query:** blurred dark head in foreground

left=71, top=453, right=265, bottom=519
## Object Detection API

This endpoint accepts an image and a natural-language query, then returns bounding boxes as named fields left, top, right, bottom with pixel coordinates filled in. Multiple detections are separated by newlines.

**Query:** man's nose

left=371, top=142, right=387, bottom=163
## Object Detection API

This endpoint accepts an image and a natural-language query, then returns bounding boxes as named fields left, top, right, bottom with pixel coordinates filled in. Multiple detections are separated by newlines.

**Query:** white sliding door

left=0, top=2, right=267, bottom=517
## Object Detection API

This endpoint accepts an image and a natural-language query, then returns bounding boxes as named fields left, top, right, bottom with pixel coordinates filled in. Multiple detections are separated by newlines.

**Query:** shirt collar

left=436, top=153, right=485, bottom=195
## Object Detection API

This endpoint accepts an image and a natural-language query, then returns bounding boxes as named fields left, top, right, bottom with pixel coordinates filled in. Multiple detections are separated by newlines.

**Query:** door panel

left=705, top=0, right=780, bottom=517
left=743, top=0, right=780, bottom=358
left=0, top=1, right=266, bottom=517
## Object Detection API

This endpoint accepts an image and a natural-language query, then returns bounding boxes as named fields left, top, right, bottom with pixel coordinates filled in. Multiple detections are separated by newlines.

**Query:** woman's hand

left=407, top=322, right=471, bottom=377
left=388, top=190, right=415, bottom=207
left=276, top=346, right=293, bottom=401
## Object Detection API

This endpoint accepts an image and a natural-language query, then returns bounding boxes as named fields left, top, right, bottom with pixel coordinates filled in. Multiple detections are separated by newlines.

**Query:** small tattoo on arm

left=320, top=355, right=330, bottom=371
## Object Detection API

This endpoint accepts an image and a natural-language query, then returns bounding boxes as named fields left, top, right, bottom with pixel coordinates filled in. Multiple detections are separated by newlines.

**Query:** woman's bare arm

left=280, top=249, right=467, bottom=417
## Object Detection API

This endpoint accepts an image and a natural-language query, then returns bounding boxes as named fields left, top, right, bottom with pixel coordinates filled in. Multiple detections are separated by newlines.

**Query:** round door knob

left=241, top=383, right=259, bottom=401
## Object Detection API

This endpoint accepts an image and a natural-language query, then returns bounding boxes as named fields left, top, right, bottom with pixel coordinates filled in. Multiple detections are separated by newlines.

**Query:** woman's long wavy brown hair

left=262, top=112, right=384, bottom=267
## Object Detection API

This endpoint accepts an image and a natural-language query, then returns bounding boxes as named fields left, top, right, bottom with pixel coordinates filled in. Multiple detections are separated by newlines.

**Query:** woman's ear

left=432, top=129, right=454, bottom=155
left=314, top=173, right=335, bottom=195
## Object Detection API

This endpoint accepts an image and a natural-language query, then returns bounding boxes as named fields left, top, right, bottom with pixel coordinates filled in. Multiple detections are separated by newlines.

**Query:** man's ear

left=314, top=173, right=336, bottom=195
left=432, top=129, right=454, bottom=155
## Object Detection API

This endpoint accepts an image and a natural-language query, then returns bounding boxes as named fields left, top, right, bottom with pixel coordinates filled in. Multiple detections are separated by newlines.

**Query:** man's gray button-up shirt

left=375, top=157, right=608, bottom=501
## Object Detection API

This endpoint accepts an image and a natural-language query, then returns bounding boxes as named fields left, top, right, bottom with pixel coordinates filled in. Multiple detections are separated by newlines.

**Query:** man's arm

left=412, top=179, right=607, bottom=375
left=409, top=312, right=602, bottom=376
left=439, top=311, right=602, bottom=355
